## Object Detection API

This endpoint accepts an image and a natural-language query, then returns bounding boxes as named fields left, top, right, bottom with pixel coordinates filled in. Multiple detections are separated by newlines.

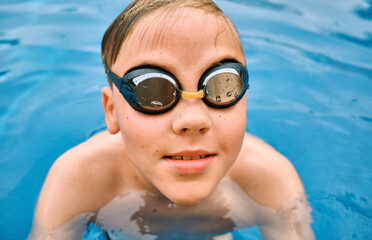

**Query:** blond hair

left=102, top=0, right=238, bottom=78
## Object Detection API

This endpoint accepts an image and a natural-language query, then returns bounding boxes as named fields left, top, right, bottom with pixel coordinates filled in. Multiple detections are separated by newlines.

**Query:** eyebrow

left=127, top=64, right=161, bottom=73
left=206, top=58, right=240, bottom=72
left=212, top=58, right=240, bottom=67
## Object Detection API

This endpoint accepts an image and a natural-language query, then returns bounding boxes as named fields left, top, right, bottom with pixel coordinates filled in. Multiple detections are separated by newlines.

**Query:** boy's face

left=108, top=8, right=246, bottom=204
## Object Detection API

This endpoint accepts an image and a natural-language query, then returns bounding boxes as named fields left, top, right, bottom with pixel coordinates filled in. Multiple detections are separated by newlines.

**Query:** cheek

left=115, top=102, right=168, bottom=157
left=215, top=100, right=246, bottom=156
left=120, top=116, right=158, bottom=149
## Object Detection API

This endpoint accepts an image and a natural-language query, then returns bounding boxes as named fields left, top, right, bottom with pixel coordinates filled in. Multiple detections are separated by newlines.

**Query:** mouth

left=163, top=151, right=216, bottom=174
left=165, top=154, right=214, bottom=161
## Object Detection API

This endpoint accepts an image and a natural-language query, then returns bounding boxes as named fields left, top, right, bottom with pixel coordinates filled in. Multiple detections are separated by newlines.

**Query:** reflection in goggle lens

left=135, top=78, right=177, bottom=110
left=205, top=73, right=244, bottom=105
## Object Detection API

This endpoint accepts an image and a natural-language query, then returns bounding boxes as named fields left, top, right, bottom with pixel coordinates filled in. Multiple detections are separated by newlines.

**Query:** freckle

left=224, top=118, right=226, bottom=121
left=141, top=145, right=144, bottom=148
left=156, top=150, right=159, bottom=153
left=126, top=117, right=129, bottom=120
left=219, top=115, right=222, bottom=118
left=134, top=175, right=138, bottom=180
left=153, top=208, right=157, bottom=213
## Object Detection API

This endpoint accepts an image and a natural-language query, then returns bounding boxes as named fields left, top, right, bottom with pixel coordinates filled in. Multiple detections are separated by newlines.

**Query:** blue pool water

left=0, top=0, right=371, bottom=239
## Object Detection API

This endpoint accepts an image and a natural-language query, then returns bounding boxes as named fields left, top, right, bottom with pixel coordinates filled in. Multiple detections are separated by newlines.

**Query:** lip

left=163, top=150, right=216, bottom=175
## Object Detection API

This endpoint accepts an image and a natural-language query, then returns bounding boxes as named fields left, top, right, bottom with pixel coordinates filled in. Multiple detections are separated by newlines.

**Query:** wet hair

left=101, top=0, right=239, bottom=84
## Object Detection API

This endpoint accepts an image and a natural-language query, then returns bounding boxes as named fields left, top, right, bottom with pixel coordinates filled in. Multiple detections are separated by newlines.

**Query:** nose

left=172, top=100, right=212, bottom=135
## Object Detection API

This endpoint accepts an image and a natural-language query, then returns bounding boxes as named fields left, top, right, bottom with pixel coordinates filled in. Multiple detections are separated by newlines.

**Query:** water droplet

left=141, top=85, right=149, bottom=89
left=215, top=95, right=221, bottom=102
left=168, top=203, right=177, bottom=208
left=234, top=93, right=239, bottom=97
left=151, top=101, right=163, bottom=107
left=226, top=91, right=232, bottom=97
left=144, top=225, right=150, bottom=232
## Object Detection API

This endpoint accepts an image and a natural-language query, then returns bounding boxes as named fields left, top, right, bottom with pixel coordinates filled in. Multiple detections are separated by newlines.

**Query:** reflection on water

left=129, top=191, right=235, bottom=238
left=28, top=178, right=314, bottom=240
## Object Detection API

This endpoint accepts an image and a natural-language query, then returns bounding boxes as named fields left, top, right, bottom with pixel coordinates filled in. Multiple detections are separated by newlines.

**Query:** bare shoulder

left=35, top=131, right=126, bottom=230
left=229, top=133, right=304, bottom=210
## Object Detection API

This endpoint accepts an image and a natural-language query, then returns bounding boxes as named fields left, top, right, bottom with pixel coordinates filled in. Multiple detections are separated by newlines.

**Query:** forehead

left=113, top=7, right=244, bottom=75
left=132, top=8, right=236, bottom=47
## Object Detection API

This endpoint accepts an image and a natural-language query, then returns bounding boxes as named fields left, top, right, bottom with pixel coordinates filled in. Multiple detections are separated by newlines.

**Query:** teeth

left=170, top=155, right=208, bottom=160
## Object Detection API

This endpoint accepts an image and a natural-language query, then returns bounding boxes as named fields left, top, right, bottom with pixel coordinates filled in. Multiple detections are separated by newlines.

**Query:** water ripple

left=61, top=7, right=78, bottom=13
left=302, top=51, right=372, bottom=79
left=354, top=0, right=372, bottom=21
left=330, top=192, right=372, bottom=219
left=0, top=39, right=19, bottom=46
left=331, top=32, right=372, bottom=48
left=0, top=70, right=9, bottom=77
left=359, top=115, right=372, bottom=122
left=223, top=0, right=302, bottom=15
left=242, top=34, right=372, bottom=79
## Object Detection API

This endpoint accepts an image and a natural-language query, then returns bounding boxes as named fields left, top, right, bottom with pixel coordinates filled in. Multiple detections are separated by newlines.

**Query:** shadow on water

left=354, top=0, right=372, bottom=20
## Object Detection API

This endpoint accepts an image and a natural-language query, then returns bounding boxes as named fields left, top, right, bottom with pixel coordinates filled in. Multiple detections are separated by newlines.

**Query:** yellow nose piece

left=181, top=90, right=205, bottom=99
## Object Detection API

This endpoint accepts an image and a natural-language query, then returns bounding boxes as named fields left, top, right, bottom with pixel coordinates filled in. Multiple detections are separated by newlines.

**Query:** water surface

left=0, top=0, right=371, bottom=239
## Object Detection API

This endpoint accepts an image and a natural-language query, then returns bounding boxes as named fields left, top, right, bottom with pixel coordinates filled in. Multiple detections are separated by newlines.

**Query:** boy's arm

left=258, top=194, right=315, bottom=240
left=231, top=133, right=314, bottom=240
left=27, top=151, right=94, bottom=240
left=28, top=132, right=122, bottom=239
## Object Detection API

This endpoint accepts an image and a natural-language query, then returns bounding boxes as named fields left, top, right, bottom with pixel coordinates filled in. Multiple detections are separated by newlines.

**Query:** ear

left=101, top=86, right=120, bottom=134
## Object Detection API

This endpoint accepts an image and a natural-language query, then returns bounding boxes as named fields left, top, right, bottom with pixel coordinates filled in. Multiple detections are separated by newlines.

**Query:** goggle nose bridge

left=180, top=90, right=205, bottom=99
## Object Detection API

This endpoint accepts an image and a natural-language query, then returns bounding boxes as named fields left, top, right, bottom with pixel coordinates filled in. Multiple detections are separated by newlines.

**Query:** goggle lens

left=204, top=70, right=244, bottom=106
left=135, top=77, right=177, bottom=111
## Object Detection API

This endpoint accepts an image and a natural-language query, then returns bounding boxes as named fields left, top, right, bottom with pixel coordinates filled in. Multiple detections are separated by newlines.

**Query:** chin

left=162, top=181, right=216, bottom=205
left=169, top=195, right=206, bottom=205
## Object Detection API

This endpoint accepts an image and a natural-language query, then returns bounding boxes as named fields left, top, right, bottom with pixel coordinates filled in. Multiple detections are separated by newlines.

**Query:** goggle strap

left=107, top=71, right=122, bottom=91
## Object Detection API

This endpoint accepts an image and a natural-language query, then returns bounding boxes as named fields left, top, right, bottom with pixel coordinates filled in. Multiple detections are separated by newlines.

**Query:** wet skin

left=31, top=7, right=313, bottom=240
left=103, top=8, right=247, bottom=205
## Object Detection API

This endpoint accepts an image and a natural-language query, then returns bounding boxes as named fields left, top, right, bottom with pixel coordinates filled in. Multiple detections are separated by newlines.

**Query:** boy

left=28, top=0, right=314, bottom=239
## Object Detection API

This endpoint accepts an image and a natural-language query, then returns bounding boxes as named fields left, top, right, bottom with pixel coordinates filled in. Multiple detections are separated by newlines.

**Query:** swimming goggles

left=106, top=61, right=249, bottom=114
